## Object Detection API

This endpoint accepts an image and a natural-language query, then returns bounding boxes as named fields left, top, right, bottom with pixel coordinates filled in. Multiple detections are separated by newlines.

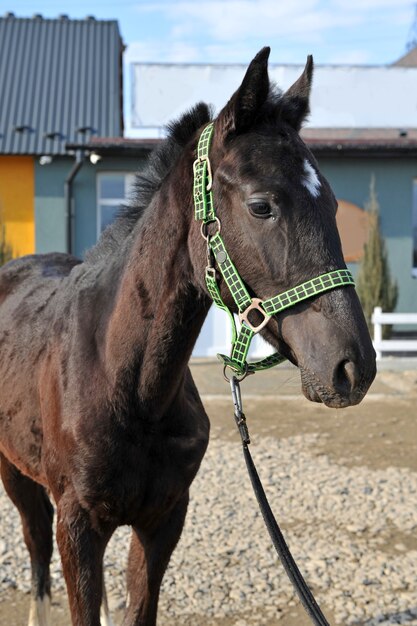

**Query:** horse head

left=192, top=47, right=376, bottom=408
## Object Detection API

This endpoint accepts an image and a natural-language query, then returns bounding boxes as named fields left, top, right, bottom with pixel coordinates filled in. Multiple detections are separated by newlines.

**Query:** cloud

left=134, top=0, right=410, bottom=43
left=327, top=49, right=372, bottom=64
left=125, top=40, right=200, bottom=63
left=136, top=0, right=361, bottom=42
left=332, top=0, right=412, bottom=9
left=131, top=0, right=413, bottom=64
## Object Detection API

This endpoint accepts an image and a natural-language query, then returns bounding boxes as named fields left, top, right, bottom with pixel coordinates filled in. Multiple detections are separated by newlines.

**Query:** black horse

left=0, top=47, right=375, bottom=626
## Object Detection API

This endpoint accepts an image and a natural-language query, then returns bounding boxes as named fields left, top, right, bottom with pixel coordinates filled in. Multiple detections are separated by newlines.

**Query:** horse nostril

left=334, top=359, right=358, bottom=395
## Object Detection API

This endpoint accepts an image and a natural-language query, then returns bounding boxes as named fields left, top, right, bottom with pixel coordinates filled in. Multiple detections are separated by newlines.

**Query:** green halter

left=193, top=122, right=355, bottom=376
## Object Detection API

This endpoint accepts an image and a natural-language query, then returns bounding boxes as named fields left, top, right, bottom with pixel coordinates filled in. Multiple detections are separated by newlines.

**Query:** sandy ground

left=1, top=358, right=416, bottom=626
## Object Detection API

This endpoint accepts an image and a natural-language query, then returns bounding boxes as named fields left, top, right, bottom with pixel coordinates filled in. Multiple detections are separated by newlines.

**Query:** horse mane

left=85, top=102, right=213, bottom=265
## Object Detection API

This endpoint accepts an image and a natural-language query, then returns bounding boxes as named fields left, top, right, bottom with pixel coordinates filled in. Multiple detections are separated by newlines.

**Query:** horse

left=0, top=47, right=376, bottom=626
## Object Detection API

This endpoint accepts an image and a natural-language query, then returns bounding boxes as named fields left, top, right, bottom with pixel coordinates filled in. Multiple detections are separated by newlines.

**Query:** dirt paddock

left=1, top=358, right=416, bottom=625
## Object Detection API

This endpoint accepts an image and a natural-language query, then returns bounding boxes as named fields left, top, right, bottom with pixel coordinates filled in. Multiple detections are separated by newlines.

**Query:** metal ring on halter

left=223, top=362, right=250, bottom=383
left=200, top=217, right=221, bottom=242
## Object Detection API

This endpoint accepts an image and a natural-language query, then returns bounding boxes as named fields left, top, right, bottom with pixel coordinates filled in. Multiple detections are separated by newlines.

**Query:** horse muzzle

left=269, top=288, right=377, bottom=409
left=299, top=357, right=376, bottom=408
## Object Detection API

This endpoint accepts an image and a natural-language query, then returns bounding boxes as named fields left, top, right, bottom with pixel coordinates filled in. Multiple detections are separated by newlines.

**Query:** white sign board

left=132, top=63, right=417, bottom=131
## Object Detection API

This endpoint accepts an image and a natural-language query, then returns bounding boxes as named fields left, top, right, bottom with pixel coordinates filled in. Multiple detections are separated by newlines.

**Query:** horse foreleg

left=0, top=454, right=53, bottom=626
left=55, top=493, right=113, bottom=626
left=122, top=494, right=189, bottom=626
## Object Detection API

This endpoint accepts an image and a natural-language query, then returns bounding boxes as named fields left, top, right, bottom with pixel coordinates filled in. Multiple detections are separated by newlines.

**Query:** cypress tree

left=356, top=176, right=398, bottom=338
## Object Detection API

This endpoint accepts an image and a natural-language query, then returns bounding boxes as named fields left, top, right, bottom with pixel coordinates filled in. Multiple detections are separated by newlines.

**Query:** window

left=413, top=180, right=417, bottom=278
left=97, top=173, right=135, bottom=236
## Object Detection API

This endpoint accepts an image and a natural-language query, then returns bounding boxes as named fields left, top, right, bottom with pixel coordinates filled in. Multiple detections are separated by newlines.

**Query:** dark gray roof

left=0, top=14, right=123, bottom=155
left=66, top=129, right=417, bottom=160
left=301, top=127, right=417, bottom=156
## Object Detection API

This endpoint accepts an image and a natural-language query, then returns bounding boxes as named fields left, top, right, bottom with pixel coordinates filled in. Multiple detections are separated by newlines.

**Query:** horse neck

left=104, top=163, right=210, bottom=413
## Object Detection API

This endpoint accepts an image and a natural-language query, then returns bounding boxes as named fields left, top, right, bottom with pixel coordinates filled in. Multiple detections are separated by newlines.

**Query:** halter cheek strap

left=193, top=122, right=355, bottom=375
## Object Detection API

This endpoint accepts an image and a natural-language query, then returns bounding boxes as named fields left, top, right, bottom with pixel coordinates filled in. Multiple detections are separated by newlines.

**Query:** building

left=2, top=18, right=416, bottom=358
left=0, top=13, right=125, bottom=258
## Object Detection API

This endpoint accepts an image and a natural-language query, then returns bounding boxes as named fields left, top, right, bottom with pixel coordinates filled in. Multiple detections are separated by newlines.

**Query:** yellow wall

left=0, top=156, right=35, bottom=257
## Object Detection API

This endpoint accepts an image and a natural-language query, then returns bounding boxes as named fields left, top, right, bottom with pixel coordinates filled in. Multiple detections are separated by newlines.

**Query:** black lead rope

left=229, top=376, right=331, bottom=626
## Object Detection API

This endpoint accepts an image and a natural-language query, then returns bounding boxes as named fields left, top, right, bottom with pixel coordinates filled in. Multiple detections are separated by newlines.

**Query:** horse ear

left=215, top=47, right=270, bottom=140
left=280, top=55, right=313, bottom=131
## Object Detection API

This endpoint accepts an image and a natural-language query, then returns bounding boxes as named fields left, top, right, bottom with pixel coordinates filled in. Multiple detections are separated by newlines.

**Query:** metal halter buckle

left=239, top=298, right=271, bottom=333
left=193, top=155, right=213, bottom=191
left=200, top=217, right=221, bottom=242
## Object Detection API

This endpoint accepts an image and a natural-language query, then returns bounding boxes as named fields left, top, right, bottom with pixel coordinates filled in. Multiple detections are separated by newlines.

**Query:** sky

left=4, top=0, right=417, bottom=134
left=6, top=0, right=416, bottom=65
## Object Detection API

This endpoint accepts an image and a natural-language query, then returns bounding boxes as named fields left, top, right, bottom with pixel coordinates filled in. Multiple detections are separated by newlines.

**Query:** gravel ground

left=1, top=361, right=417, bottom=625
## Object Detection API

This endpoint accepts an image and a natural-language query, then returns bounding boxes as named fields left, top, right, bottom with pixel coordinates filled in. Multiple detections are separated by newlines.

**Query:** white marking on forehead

left=302, top=159, right=321, bottom=198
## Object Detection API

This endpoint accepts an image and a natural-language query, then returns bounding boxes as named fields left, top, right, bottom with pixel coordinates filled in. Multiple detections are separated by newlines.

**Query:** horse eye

left=247, top=200, right=272, bottom=218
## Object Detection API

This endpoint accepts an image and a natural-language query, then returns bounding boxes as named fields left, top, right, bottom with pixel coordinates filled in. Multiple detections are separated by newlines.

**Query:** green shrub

left=356, top=176, right=398, bottom=338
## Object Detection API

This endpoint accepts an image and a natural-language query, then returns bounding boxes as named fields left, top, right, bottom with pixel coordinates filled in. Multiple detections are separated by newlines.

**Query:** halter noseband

left=193, top=122, right=354, bottom=376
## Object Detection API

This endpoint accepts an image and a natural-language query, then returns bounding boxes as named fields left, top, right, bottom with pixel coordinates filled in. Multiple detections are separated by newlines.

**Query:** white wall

left=132, top=63, right=417, bottom=132
left=192, top=306, right=275, bottom=359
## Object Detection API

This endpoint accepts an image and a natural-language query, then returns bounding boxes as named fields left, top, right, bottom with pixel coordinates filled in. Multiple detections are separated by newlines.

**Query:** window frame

left=96, top=172, right=136, bottom=239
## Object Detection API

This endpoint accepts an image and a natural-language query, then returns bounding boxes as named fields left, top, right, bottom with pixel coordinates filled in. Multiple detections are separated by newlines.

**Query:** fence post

left=372, top=306, right=382, bottom=360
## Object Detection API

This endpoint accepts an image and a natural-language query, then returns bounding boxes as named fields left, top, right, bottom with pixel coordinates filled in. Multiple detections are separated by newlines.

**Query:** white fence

left=194, top=305, right=417, bottom=361
left=371, top=306, right=417, bottom=359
